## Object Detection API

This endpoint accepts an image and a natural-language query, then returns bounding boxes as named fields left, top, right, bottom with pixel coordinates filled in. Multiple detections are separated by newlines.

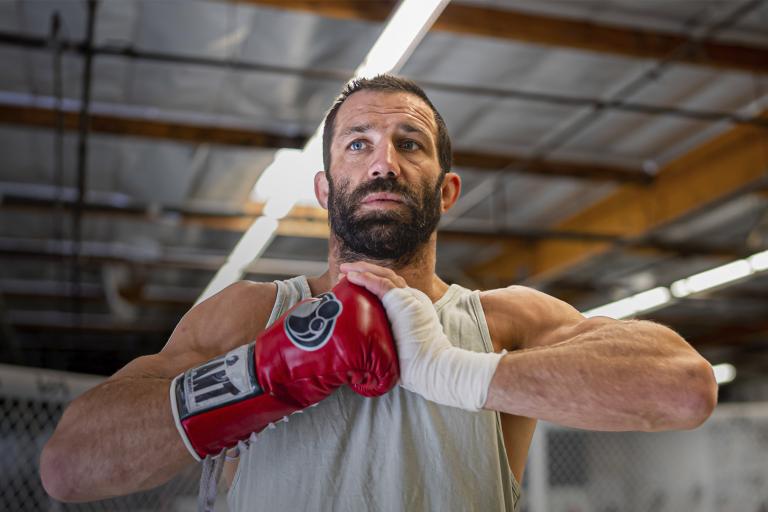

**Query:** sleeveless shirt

left=227, top=276, right=520, bottom=511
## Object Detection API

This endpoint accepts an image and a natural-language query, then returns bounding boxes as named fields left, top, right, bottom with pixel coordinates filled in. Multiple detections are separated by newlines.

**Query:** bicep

left=110, top=350, right=211, bottom=382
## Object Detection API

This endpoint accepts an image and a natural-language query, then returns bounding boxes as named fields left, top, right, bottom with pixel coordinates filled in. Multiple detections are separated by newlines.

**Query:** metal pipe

left=72, top=0, right=97, bottom=323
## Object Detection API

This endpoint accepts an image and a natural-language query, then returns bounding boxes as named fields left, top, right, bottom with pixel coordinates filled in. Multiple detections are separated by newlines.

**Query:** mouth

left=361, top=192, right=404, bottom=205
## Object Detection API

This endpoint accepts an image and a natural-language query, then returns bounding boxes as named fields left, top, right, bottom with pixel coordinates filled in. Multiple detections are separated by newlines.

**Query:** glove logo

left=284, top=292, right=343, bottom=351
left=176, top=344, right=262, bottom=418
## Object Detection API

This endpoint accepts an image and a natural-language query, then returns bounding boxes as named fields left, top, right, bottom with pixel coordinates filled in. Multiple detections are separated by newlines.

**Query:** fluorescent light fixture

left=671, top=259, right=752, bottom=297
left=685, top=259, right=752, bottom=291
left=355, top=0, right=450, bottom=79
left=670, top=279, right=691, bottom=298
left=251, top=136, right=324, bottom=215
left=199, top=0, right=448, bottom=303
left=749, top=249, right=768, bottom=272
left=712, top=363, right=736, bottom=385
left=583, top=296, right=637, bottom=319
left=630, top=286, right=671, bottom=312
left=584, top=248, right=768, bottom=319
left=583, top=286, right=671, bottom=319
left=263, top=195, right=297, bottom=220
left=197, top=217, right=279, bottom=304
left=252, top=149, right=304, bottom=206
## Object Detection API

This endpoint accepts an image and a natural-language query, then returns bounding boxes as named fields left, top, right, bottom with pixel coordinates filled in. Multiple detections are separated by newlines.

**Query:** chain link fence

left=2, top=363, right=767, bottom=511
left=0, top=364, right=202, bottom=511
left=521, top=404, right=768, bottom=512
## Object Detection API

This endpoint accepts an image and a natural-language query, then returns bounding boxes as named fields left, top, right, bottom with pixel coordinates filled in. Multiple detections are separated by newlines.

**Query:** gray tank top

left=227, top=276, right=520, bottom=511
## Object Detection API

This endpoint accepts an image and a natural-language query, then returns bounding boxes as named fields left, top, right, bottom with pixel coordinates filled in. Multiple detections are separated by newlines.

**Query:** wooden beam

left=471, top=112, right=768, bottom=283
left=0, top=236, right=326, bottom=276
left=0, top=103, right=305, bottom=149
left=0, top=279, right=196, bottom=307
left=278, top=217, right=329, bottom=239
left=9, top=310, right=173, bottom=334
left=240, top=0, right=395, bottom=22
left=453, top=151, right=649, bottom=184
left=241, top=0, right=768, bottom=74
left=0, top=103, right=640, bottom=182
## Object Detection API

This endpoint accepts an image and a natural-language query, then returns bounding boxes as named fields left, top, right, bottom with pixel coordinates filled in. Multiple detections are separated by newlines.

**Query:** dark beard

left=327, top=175, right=443, bottom=266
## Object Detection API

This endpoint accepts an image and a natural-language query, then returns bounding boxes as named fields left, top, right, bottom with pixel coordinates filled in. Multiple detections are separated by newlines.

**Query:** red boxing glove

left=170, top=278, right=399, bottom=461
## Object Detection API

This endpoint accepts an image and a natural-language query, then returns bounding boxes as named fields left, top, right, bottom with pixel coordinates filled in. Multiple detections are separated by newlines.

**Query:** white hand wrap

left=381, top=287, right=504, bottom=411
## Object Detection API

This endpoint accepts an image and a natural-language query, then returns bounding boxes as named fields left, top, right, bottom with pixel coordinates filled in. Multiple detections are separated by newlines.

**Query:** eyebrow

left=398, top=123, right=430, bottom=139
left=339, top=122, right=432, bottom=140
left=340, top=123, right=373, bottom=137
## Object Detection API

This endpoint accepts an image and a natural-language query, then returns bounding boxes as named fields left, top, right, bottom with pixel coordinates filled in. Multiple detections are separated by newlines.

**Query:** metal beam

left=242, top=0, right=768, bottom=74
left=470, top=112, right=768, bottom=284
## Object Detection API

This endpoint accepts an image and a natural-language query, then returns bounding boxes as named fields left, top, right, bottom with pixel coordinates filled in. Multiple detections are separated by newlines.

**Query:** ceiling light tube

left=749, top=249, right=768, bottom=272
left=630, top=286, right=671, bottom=313
left=673, top=259, right=753, bottom=297
left=197, top=216, right=278, bottom=303
left=670, top=279, right=692, bottom=298
left=712, top=363, right=736, bottom=385
left=354, top=0, right=450, bottom=79
left=587, top=249, right=767, bottom=319
left=583, top=296, right=637, bottom=319
left=583, top=286, right=671, bottom=319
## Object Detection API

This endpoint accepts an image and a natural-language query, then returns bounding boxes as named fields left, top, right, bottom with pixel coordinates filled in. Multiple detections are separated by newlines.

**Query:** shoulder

left=479, top=285, right=586, bottom=350
left=162, top=280, right=278, bottom=359
left=111, top=280, right=279, bottom=380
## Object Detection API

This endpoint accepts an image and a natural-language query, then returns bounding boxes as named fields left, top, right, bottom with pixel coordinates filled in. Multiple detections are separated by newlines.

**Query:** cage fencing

left=2, top=363, right=767, bottom=511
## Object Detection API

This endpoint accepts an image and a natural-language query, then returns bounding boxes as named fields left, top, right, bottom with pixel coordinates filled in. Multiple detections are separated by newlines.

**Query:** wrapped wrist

left=382, top=286, right=504, bottom=411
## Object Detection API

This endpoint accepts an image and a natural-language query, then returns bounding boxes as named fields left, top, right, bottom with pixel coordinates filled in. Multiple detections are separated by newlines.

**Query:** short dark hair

left=322, top=74, right=452, bottom=175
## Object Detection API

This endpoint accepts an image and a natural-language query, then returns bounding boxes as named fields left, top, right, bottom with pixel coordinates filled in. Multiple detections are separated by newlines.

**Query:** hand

left=340, top=262, right=503, bottom=412
left=339, top=261, right=408, bottom=299
left=341, top=261, right=441, bottom=393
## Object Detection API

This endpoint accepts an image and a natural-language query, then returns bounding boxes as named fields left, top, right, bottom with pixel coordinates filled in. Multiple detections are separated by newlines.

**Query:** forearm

left=484, top=319, right=718, bottom=431
left=40, top=376, right=191, bottom=502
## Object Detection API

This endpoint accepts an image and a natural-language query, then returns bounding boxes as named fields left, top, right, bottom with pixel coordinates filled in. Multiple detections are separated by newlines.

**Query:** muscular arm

left=482, top=286, right=718, bottom=432
left=39, top=281, right=276, bottom=502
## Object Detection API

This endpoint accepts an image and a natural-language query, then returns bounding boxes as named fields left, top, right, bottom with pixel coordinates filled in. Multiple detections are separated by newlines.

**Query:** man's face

left=325, top=91, right=445, bottom=263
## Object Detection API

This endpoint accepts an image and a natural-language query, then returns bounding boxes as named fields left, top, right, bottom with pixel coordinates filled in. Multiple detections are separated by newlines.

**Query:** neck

left=317, top=234, right=448, bottom=302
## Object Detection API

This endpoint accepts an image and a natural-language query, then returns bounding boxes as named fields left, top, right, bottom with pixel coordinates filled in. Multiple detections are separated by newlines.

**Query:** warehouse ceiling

left=0, top=0, right=766, bottom=400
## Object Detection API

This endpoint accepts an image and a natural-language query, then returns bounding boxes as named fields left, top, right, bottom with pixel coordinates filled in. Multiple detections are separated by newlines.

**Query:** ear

left=314, top=171, right=330, bottom=209
left=440, top=172, right=461, bottom=213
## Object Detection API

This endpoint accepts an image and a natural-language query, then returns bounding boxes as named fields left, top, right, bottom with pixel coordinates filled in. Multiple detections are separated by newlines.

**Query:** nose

left=368, top=141, right=400, bottom=180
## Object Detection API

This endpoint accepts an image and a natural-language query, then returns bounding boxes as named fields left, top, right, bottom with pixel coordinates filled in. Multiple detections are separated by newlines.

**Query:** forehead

left=333, top=90, right=438, bottom=139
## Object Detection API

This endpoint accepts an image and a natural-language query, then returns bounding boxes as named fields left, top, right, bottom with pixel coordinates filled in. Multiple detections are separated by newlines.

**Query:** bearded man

left=40, top=75, right=718, bottom=512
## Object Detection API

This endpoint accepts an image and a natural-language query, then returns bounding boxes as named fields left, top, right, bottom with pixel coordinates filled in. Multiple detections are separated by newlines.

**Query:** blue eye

left=349, top=140, right=365, bottom=151
left=400, top=140, right=419, bottom=151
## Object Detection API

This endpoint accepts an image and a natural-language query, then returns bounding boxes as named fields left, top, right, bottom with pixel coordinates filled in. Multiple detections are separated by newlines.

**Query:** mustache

left=347, top=178, right=418, bottom=208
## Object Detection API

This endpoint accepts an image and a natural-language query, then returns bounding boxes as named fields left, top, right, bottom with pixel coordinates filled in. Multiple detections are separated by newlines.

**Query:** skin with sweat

left=39, top=90, right=718, bottom=502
